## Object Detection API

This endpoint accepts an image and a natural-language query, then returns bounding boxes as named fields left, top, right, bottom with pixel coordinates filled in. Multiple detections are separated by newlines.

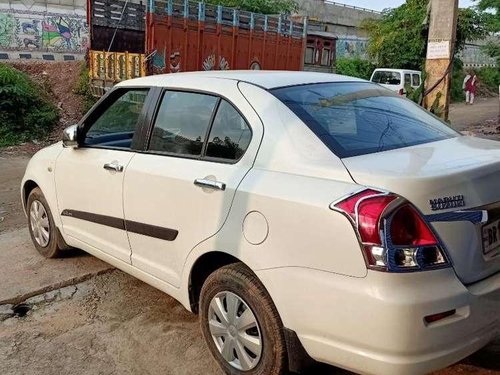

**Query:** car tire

left=200, top=263, right=288, bottom=375
left=27, top=187, right=62, bottom=258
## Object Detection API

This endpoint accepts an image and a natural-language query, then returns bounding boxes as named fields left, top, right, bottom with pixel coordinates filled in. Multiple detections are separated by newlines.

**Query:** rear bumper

left=256, top=267, right=499, bottom=375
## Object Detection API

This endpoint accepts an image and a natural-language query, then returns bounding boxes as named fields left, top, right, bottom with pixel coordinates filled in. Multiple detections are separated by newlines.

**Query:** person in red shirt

left=463, top=71, right=479, bottom=105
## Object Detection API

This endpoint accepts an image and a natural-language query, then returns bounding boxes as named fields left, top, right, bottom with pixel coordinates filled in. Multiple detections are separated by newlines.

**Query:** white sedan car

left=22, top=71, right=499, bottom=375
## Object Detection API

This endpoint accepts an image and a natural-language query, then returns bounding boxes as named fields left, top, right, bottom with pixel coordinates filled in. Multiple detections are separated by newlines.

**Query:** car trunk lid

left=342, top=136, right=500, bottom=284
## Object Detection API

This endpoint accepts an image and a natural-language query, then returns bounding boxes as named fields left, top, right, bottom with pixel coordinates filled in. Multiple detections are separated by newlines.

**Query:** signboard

left=426, top=40, right=450, bottom=59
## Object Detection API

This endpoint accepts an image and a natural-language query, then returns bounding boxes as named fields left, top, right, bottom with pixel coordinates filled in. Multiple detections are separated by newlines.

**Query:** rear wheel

left=200, top=263, right=288, bottom=375
left=27, top=187, right=62, bottom=258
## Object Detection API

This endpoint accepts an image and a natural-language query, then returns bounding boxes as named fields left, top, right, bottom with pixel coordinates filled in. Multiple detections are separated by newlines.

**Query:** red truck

left=88, top=0, right=307, bottom=86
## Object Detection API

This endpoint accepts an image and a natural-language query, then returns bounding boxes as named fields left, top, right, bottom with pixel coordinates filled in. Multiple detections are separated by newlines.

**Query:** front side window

left=272, top=82, right=458, bottom=158
left=371, top=71, right=401, bottom=85
left=149, top=91, right=218, bottom=156
left=206, top=100, right=251, bottom=161
left=84, top=89, right=149, bottom=149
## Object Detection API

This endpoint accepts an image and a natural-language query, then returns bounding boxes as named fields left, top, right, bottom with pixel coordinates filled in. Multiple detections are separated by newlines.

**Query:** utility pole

left=423, top=0, right=459, bottom=121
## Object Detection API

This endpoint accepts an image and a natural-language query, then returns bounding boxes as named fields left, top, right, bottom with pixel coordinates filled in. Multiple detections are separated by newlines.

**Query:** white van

left=370, top=68, right=422, bottom=95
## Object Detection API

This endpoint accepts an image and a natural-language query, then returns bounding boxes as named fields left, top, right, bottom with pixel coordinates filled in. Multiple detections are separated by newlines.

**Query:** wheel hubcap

left=29, top=200, right=50, bottom=247
left=208, top=291, right=262, bottom=371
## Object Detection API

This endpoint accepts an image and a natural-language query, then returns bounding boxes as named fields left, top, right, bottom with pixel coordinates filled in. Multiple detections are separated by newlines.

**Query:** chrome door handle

left=194, top=178, right=226, bottom=191
left=103, top=162, right=124, bottom=172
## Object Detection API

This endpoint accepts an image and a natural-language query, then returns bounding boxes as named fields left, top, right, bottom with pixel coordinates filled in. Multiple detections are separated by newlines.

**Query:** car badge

left=429, top=195, right=465, bottom=211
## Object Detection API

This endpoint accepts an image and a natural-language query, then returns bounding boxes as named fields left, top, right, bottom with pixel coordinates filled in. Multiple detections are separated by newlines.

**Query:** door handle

left=103, top=162, right=124, bottom=172
left=194, top=178, right=226, bottom=191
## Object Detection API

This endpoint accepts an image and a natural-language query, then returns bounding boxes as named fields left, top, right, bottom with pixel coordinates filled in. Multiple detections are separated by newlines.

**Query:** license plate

left=482, top=218, right=500, bottom=256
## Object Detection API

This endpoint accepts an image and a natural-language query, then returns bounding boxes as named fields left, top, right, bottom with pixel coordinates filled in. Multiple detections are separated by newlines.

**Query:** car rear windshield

left=371, top=71, right=401, bottom=85
left=272, top=82, right=459, bottom=158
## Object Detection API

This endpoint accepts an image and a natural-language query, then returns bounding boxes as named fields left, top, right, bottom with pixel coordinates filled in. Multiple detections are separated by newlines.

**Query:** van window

left=404, top=74, right=411, bottom=86
left=272, top=82, right=458, bottom=158
left=412, top=74, right=421, bottom=86
left=371, top=71, right=401, bottom=85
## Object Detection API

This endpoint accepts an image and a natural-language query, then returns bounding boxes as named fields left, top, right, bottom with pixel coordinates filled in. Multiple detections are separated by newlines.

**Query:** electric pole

left=423, top=0, right=459, bottom=121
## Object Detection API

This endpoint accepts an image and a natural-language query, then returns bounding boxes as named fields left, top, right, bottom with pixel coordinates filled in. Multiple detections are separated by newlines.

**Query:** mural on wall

left=0, top=13, right=19, bottom=48
left=336, top=37, right=368, bottom=59
left=0, top=10, right=89, bottom=53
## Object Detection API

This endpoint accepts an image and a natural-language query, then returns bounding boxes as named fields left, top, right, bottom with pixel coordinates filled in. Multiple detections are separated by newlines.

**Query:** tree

left=362, top=0, right=490, bottom=70
left=476, top=0, right=500, bottom=65
left=205, top=0, right=297, bottom=14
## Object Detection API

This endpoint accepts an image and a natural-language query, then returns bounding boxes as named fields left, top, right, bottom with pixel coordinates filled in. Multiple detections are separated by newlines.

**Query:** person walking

left=463, top=71, right=478, bottom=105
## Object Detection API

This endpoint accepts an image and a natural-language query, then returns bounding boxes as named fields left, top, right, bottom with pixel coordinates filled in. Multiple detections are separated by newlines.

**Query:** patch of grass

left=0, top=63, right=59, bottom=147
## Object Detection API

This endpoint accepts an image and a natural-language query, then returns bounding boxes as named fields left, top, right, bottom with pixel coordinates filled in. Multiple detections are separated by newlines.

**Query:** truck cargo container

left=88, top=0, right=307, bottom=90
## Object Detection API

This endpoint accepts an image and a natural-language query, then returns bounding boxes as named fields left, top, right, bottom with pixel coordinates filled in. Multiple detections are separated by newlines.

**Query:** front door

left=123, top=84, right=262, bottom=287
left=55, top=88, right=151, bottom=263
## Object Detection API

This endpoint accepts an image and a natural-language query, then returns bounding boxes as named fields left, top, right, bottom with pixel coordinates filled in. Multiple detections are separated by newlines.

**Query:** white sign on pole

left=426, top=41, right=450, bottom=59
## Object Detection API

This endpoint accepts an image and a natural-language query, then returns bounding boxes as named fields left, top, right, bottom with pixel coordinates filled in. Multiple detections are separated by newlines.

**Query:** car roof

left=116, top=70, right=365, bottom=90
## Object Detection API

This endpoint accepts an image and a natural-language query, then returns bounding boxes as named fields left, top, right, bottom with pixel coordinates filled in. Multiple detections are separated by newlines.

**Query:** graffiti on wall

left=0, top=11, right=89, bottom=52
left=0, top=13, right=19, bottom=48
left=336, top=37, right=368, bottom=59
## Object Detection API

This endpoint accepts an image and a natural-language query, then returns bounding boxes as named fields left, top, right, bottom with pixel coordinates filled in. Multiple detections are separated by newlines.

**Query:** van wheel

left=27, top=187, right=62, bottom=258
left=200, top=263, right=288, bottom=375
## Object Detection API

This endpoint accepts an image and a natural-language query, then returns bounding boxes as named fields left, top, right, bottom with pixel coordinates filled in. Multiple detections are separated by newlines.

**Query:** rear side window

left=272, top=82, right=458, bottom=158
left=412, top=74, right=421, bottom=86
left=404, top=74, right=411, bottom=86
left=371, top=71, right=401, bottom=85
left=149, top=91, right=218, bottom=156
left=206, top=100, right=251, bottom=161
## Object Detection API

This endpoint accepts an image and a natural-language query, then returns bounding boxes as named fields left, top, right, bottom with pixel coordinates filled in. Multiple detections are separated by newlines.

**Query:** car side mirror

left=62, top=124, right=79, bottom=148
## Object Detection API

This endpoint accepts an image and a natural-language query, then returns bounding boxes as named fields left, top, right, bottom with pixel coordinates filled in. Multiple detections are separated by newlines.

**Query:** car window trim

left=143, top=86, right=253, bottom=165
left=78, top=86, right=153, bottom=152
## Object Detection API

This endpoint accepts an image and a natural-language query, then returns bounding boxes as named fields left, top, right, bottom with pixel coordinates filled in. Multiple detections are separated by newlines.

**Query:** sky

left=334, top=0, right=476, bottom=11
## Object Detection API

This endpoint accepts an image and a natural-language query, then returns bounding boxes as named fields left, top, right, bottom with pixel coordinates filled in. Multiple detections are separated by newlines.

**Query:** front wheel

left=27, top=187, right=62, bottom=258
left=200, top=263, right=288, bottom=375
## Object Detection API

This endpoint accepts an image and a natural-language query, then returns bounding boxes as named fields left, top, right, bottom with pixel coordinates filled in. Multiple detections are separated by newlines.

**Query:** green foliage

left=335, top=57, right=376, bottom=80
left=363, top=0, right=490, bottom=70
left=476, top=0, right=500, bottom=31
left=204, top=0, right=297, bottom=14
left=482, top=41, right=500, bottom=65
left=477, top=65, right=500, bottom=89
left=450, top=58, right=466, bottom=102
left=0, top=63, right=59, bottom=147
left=74, top=62, right=97, bottom=114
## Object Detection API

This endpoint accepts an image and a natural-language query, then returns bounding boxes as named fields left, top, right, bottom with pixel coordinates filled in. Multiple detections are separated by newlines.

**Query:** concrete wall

left=296, top=0, right=381, bottom=37
left=296, top=0, right=380, bottom=59
left=0, top=0, right=89, bottom=58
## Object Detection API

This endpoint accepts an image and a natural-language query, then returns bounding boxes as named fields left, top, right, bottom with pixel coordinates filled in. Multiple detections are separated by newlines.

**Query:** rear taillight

left=333, top=189, right=450, bottom=272
left=398, top=88, right=405, bottom=95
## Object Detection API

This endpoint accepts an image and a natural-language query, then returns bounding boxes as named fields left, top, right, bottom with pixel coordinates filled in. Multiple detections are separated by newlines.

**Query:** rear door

left=123, top=80, right=263, bottom=287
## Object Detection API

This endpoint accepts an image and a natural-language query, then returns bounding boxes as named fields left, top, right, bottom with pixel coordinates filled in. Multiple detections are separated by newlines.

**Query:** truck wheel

left=200, top=263, right=288, bottom=375
left=27, top=187, right=62, bottom=258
